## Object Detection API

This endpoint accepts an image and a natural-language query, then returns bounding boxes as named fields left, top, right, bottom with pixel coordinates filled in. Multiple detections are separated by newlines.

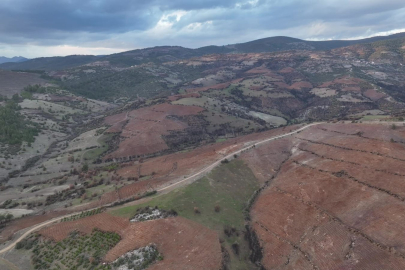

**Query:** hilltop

left=1, top=32, right=404, bottom=71
left=0, top=56, right=28, bottom=64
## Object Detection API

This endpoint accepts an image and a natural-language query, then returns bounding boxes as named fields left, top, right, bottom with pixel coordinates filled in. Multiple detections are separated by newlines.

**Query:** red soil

left=104, top=103, right=204, bottom=159
left=240, top=137, right=293, bottom=183
left=273, top=82, right=291, bottom=89
left=320, top=76, right=365, bottom=92
left=167, top=93, right=200, bottom=101
left=106, top=217, right=222, bottom=269
left=273, top=81, right=313, bottom=90
left=106, top=120, right=127, bottom=133
left=39, top=214, right=222, bottom=270
left=39, top=213, right=130, bottom=241
left=105, top=111, right=127, bottom=126
left=250, top=123, right=405, bottom=269
left=279, top=67, right=295, bottom=73
left=363, top=89, right=386, bottom=101
left=0, top=210, right=68, bottom=243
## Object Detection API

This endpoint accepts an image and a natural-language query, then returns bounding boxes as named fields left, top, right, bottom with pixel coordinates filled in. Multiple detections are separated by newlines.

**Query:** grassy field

left=111, top=159, right=260, bottom=269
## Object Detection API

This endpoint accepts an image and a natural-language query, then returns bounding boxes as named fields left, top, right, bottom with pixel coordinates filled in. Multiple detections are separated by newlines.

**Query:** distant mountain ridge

left=0, top=56, right=28, bottom=64
left=1, top=32, right=404, bottom=71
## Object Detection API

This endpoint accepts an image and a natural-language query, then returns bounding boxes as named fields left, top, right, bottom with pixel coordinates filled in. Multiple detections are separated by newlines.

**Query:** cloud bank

left=0, top=0, right=404, bottom=57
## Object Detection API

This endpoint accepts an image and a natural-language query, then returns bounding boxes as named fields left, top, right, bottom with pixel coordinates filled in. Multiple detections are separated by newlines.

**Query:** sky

left=0, top=0, right=404, bottom=58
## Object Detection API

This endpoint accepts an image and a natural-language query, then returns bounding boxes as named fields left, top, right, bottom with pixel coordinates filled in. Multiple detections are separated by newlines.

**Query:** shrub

left=231, top=243, right=240, bottom=255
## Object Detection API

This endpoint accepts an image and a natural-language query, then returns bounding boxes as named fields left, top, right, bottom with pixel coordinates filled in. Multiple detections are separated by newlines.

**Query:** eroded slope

left=249, top=123, right=405, bottom=269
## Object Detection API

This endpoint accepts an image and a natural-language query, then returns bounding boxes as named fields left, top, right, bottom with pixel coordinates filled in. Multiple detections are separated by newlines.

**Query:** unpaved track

left=0, top=122, right=321, bottom=255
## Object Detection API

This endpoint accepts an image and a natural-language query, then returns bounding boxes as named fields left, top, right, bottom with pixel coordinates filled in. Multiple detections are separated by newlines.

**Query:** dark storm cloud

left=0, top=0, right=404, bottom=56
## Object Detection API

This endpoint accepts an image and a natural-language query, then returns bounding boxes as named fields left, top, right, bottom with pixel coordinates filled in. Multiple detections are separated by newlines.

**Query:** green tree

left=82, top=163, right=89, bottom=172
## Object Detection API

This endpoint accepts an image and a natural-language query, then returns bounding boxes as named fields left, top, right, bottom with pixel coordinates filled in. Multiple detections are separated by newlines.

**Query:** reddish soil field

left=363, top=89, right=387, bottom=101
left=245, top=66, right=278, bottom=77
left=320, top=76, right=362, bottom=87
left=0, top=70, right=47, bottom=97
left=104, top=103, right=204, bottom=159
left=320, top=76, right=366, bottom=92
left=250, top=123, right=405, bottom=269
left=279, top=67, right=296, bottom=73
left=240, top=137, right=293, bottom=183
left=106, top=217, right=222, bottom=269
left=0, top=210, right=68, bottom=243
left=105, top=111, right=127, bottom=125
left=245, top=66, right=273, bottom=74
left=167, top=92, right=200, bottom=101
left=274, top=81, right=292, bottom=89
left=39, top=214, right=222, bottom=270
left=39, top=213, right=130, bottom=241
left=273, top=81, right=313, bottom=90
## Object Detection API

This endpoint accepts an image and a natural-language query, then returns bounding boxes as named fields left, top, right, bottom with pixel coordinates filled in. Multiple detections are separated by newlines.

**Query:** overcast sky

left=0, top=0, right=404, bottom=58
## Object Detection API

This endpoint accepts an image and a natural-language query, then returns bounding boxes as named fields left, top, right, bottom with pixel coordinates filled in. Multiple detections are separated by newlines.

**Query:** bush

left=231, top=243, right=240, bottom=255
left=82, top=163, right=89, bottom=172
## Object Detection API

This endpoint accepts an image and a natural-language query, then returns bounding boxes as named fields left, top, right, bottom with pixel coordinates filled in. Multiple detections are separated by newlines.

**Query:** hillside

left=0, top=55, right=99, bottom=71
left=333, top=37, right=405, bottom=63
left=1, top=32, right=404, bottom=71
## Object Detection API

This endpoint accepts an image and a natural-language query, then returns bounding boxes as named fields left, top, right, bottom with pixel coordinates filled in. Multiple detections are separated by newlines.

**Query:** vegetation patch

left=30, top=229, right=121, bottom=270
left=0, top=101, right=39, bottom=145
left=61, top=208, right=104, bottom=222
